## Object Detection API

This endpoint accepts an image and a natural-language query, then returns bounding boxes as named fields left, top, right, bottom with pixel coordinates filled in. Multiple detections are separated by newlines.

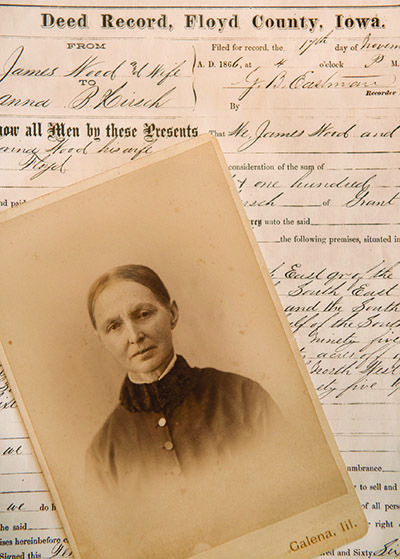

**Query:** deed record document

left=0, top=2, right=399, bottom=558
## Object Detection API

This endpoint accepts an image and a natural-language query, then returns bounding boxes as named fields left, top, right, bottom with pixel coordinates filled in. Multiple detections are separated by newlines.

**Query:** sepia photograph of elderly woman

left=86, top=264, right=282, bottom=492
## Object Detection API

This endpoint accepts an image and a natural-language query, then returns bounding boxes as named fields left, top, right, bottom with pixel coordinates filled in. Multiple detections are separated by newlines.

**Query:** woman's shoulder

left=184, top=357, right=271, bottom=400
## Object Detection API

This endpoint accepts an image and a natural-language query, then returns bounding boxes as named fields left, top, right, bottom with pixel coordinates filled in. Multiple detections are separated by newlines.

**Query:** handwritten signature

left=374, top=538, right=400, bottom=557
left=0, top=45, right=58, bottom=84
left=19, top=151, right=72, bottom=180
left=228, top=119, right=304, bottom=151
left=16, top=137, right=158, bottom=180
left=49, top=542, right=73, bottom=558
left=230, top=66, right=393, bottom=102
left=68, top=82, right=176, bottom=110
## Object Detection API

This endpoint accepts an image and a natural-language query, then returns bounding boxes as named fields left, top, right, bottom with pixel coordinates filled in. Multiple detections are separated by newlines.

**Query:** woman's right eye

left=107, top=321, right=121, bottom=333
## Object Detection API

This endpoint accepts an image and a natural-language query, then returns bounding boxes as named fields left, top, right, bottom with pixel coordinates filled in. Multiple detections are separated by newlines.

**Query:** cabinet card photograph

left=0, top=136, right=367, bottom=559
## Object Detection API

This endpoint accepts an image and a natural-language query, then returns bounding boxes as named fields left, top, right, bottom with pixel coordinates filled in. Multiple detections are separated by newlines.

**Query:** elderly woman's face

left=93, top=279, right=178, bottom=382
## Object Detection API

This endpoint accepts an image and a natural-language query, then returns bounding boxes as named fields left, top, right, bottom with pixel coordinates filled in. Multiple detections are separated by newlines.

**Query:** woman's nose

left=125, top=321, right=144, bottom=344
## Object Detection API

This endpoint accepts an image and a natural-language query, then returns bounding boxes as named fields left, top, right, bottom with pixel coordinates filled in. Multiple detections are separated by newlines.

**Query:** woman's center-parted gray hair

left=87, top=264, right=172, bottom=329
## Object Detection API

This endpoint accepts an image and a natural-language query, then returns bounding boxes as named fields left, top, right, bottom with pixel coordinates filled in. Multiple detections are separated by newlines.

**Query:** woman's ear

left=170, top=300, right=179, bottom=329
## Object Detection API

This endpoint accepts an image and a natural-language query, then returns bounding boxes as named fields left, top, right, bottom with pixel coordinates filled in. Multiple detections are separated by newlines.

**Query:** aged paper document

left=0, top=1, right=399, bottom=558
